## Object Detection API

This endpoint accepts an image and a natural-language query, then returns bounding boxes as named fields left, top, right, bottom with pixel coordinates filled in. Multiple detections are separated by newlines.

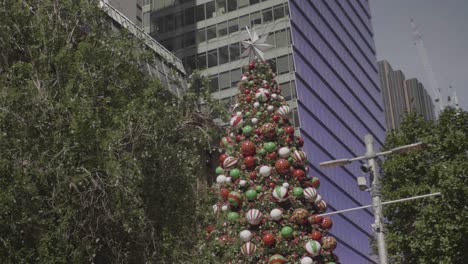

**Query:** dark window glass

left=263, top=8, right=273, bottom=23
left=196, top=52, right=207, bottom=69
left=277, top=55, right=289, bottom=74
left=166, top=14, right=175, bottom=31
left=219, top=46, right=229, bottom=65
left=227, top=0, right=237, bottom=12
left=207, top=25, right=217, bottom=41
left=274, top=5, right=285, bottom=20
left=228, top=18, right=239, bottom=34
left=210, top=75, right=219, bottom=93
left=155, top=17, right=165, bottom=34
left=284, top=3, right=289, bottom=17
left=250, top=11, right=262, bottom=27
left=289, top=54, right=295, bottom=71
left=219, top=71, right=231, bottom=90
left=249, top=0, right=260, bottom=5
left=185, top=7, right=195, bottom=25
left=172, top=35, right=183, bottom=50
left=275, top=29, right=288, bottom=47
left=230, top=68, right=241, bottom=86
left=287, top=28, right=292, bottom=44
left=196, top=28, right=206, bottom=43
left=229, top=42, right=240, bottom=61
left=175, top=12, right=184, bottom=28
left=206, top=1, right=215, bottom=19
left=290, top=80, right=297, bottom=99
left=281, top=82, right=292, bottom=100
left=184, top=32, right=196, bottom=47
left=207, top=49, right=218, bottom=68
left=216, top=0, right=226, bottom=15
left=238, top=0, right=249, bottom=8
left=195, top=5, right=205, bottom=22
left=293, top=109, right=300, bottom=127
left=267, top=58, right=276, bottom=73
left=185, top=55, right=196, bottom=73
left=218, top=21, right=228, bottom=37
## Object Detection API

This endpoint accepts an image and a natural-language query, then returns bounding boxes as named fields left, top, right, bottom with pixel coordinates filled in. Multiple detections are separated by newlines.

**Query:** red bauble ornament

left=321, top=217, right=333, bottom=230
left=296, top=136, right=304, bottom=147
left=246, top=95, right=252, bottom=102
left=267, top=152, right=277, bottom=160
left=309, top=214, right=323, bottom=224
left=206, top=225, right=215, bottom=233
left=263, top=233, right=276, bottom=246
left=249, top=171, right=257, bottom=180
left=272, top=114, right=280, bottom=122
left=249, top=62, right=255, bottom=69
left=241, top=140, right=257, bottom=156
left=220, top=188, right=229, bottom=200
left=220, top=235, right=229, bottom=243
left=244, top=156, right=256, bottom=168
left=261, top=123, right=277, bottom=138
left=311, top=230, right=322, bottom=241
left=244, top=89, right=250, bottom=94
left=254, top=128, right=261, bottom=135
left=275, top=159, right=290, bottom=175
left=292, top=169, right=305, bottom=180
left=236, top=135, right=242, bottom=142
left=268, top=182, right=276, bottom=188
left=219, top=153, right=228, bottom=163
left=284, top=126, right=295, bottom=135
left=263, top=82, right=269, bottom=89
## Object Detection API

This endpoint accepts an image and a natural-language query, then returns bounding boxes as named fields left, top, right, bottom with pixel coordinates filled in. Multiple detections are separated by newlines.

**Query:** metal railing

left=99, top=1, right=186, bottom=75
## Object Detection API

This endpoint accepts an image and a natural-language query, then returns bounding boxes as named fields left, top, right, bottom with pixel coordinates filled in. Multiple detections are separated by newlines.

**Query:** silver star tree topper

left=241, top=27, right=273, bottom=62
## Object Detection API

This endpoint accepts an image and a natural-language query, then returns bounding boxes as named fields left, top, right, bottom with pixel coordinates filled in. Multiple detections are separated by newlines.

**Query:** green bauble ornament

left=245, top=189, right=258, bottom=200
left=244, top=111, right=251, bottom=117
left=242, top=125, right=253, bottom=136
left=256, top=111, right=263, bottom=117
left=227, top=150, right=234, bottom=155
left=215, top=166, right=224, bottom=174
left=293, top=187, right=304, bottom=198
left=264, top=142, right=277, bottom=152
left=255, top=185, right=263, bottom=192
left=230, top=168, right=241, bottom=179
left=248, top=80, right=254, bottom=87
left=288, top=157, right=293, bottom=164
left=278, top=128, right=284, bottom=134
left=227, top=212, right=240, bottom=221
left=259, top=148, right=267, bottom=155
left=281, top=226, right=293, bottom=238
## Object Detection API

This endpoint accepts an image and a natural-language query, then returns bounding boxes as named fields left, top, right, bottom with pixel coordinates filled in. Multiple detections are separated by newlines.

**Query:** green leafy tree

left=381, top=108, right=468, bottom=264
left=0, top=0, right=221, bottom=263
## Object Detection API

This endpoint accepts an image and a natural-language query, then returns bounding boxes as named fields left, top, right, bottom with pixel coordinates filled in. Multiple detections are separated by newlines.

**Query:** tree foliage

left=0, top=0, right=221, bottom=263
left=381, top=108, right=468, bottom=264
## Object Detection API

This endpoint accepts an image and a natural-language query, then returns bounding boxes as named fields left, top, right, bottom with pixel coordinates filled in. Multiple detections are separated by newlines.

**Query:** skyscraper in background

left=112, top=0, right=386, bottom=262
left=378, top=60, right=435, bottom=131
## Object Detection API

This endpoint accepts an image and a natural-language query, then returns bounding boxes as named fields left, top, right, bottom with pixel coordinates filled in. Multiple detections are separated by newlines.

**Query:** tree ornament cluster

left=208, top=60, right=339, bottom=263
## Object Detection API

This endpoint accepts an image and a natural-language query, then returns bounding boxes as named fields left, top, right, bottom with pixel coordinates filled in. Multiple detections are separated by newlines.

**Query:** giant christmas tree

left=206, top=58, right=339, bottom=264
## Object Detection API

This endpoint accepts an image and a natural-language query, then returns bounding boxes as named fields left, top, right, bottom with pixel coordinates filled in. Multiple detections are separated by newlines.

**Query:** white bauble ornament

left=300, top=256, right=314, bottom=264
left=221, top=205, right=229, bottom=211
left=241, top=76, right=248, bottom=81
left=240, top=230, right=253, bottom=242
left=225, top=177, right=232, bottom=184
left=270, top=208, right=282, bottom=221
left=253, top=102, right=260, bottom=108
left=262, top=80, right=267, bottom=83
left=304, top=187, right=318, bottom=202
left=305, top=240, right=321, bottom=256
left=278, top=147, right=291, bottom=158
left=272, top=186, right=289, bottom=202
left=255, top=88, right=270, bottom=102
left=314, top=194, right=322, bottom=204
left=236, top=111, right=242, bottom=116
left=271, top=93, right=278, bottom=99
left=216, top=175, right=227, bottom=185
left=239, top=180, right=247, bottom=187
left=282, top=182, right=289, bottom=188
left=246, top=209, right=263, bottom=225
left=230, top=115, right=243, bottom=129
left=267, top=105, right=275, bottom=112
left=251, top=118, right=259, bottom=125
left=212, top=204, right=219, bottom=214
left=259, top=166, right=272, bottom=177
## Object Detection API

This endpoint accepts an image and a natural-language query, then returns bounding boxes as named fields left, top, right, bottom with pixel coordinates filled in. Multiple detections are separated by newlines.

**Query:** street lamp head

left=319, top=159, right=351, bottom=168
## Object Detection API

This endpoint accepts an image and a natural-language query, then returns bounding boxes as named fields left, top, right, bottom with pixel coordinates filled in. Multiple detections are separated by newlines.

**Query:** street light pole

left=365, top=134, right=388, bottom=264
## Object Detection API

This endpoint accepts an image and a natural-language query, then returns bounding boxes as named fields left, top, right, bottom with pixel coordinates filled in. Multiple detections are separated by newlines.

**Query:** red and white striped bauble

left=322, top=236, right=337, bottom=251
left=292, top=150, right=308, bottom=164
left=241, top=242, right=257, bottom=255
left=246, top=209, right=263, bottom=225
left=316, top=200, right=328, bottom=213
left=304, top=187, right=318, bottom=202
left=277, top=105, right=290, bottom=118
left=305, top=240, right=321, bottom=256
left=230, top=115, right=243, bottom=129
left=223, top=156, right=238, bottom=169
left=272, top=186, right=289, bottom=202
left=255, top=88, right=270, bottom=102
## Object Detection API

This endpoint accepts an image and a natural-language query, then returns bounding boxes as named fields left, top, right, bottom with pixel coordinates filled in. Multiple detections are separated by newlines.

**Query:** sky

left=369, top=0, right=468, bottom=111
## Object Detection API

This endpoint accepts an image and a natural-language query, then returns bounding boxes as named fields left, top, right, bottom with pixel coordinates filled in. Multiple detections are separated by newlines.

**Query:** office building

left=378, top=60, right=435, bottom=131
left=135, top=1, right=385, bottom=263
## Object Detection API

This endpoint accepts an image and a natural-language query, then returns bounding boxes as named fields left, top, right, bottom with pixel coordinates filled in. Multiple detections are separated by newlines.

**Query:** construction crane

left=410, top=18, right=444, bottom=113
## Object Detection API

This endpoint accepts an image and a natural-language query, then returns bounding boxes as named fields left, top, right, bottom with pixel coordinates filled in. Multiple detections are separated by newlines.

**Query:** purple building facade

left=289, top=1, right=385, bottom=263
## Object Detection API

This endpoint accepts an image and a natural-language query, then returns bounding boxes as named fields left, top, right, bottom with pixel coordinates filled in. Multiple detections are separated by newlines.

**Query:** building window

left=274, top=4, right=285, bottom=20
left=174, top=11, right=184, bottom=28
left=206, top=1, right=215, bottom=19
left=207, top=49, right=218, bottom=68
left=239, top=14, right=250, bottom=30
left=231, top=68, right=241, bottom=86
left=263, top=8, right=273, bottom=23
left=185, top=55, right=196, bottom=73
left=210, top=75, right=219, bottom=93
left=281, top=82, right=292, bottom=101
left=195, top=4, right=205, bottom=22
left=238, top=0, right=249, bottom=8
left=196, top=28, right=206, bottom=43
left=290, top=80, right=297, bottom=99
left=184, top=32, right=196, bottom=47
left=217, top=21, right=228, bottom=37
left=275, top=29, right=288, bottom=47
left=266, top=32, right=275, bottom=46
left=249, top=0, right=260, bottom=5
left=185, top=7, right=195, bottom=25
left=216, top=0, right=226, bottom=15
left=250, top=11, right=262, bottom=27
left=277, top=55, right=289, bottom=74
left=229, top=42, right=240, bottom=61
left=268, top=57, right=277, bottom=73
left=292, top=109, right=300, bottom=127
left=197, top=52, right=207, bottom=69
left=227, top=0, right=237, bottom=12
left=219, top=71, right=231, bottom=90
left=218, top=46, right=229, bottom=65
left=289, top=53, right=295, bottom=71
left=207, top=25, right=217, bottom=41
left=228, top=18, right=239, bottom=34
